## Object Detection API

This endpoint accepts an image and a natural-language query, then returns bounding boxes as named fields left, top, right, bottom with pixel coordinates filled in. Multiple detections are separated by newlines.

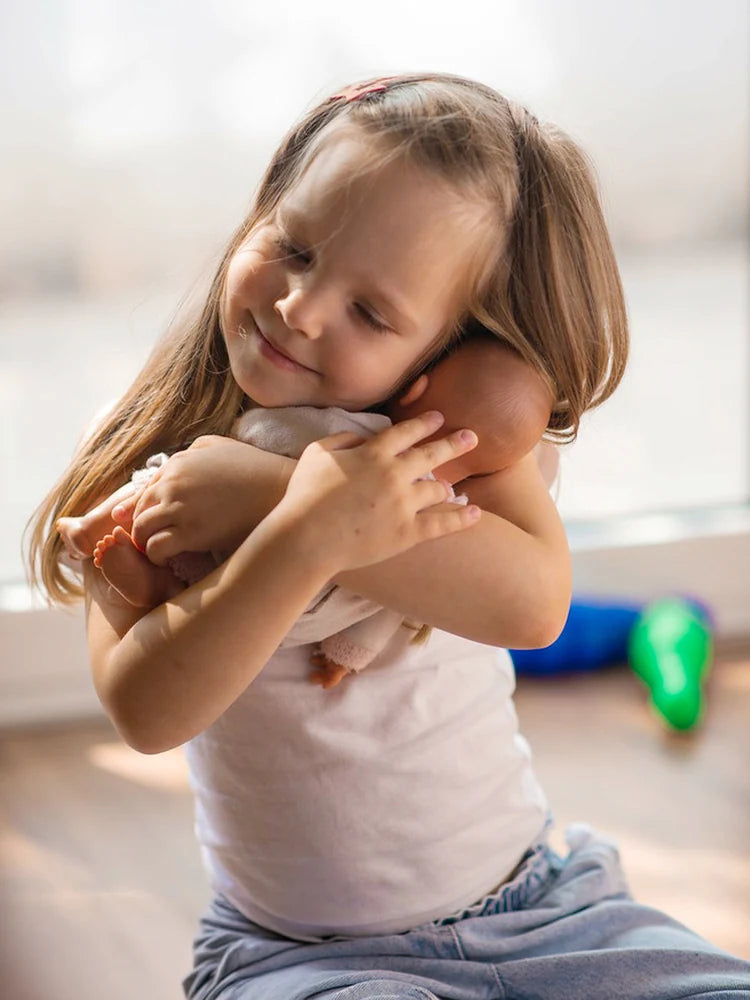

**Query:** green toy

left=628, top=597, right=713, bottom=731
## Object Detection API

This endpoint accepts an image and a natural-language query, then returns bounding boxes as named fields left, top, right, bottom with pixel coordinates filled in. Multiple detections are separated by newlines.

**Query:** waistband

left=429, top=817, right=560, bottom=926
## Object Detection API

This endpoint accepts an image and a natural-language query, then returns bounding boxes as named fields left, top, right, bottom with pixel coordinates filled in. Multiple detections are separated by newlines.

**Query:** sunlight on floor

left=719, top=658, right=750, bottom=693
left=88, top=741, right=191, bottom=791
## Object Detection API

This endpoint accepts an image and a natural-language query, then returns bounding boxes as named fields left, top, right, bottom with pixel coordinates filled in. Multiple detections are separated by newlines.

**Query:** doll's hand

left=274, top=411, right=481, bottom=575
left=119, top=436, right=287, bottom=567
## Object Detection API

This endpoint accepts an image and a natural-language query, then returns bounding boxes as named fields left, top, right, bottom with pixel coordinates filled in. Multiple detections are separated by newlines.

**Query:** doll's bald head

left=388, top=336, right=553, bottom=484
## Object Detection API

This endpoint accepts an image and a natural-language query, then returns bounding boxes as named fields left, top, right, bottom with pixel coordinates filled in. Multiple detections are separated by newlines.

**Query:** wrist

left=243, top=448, right=296, bottom=529
left=256, top=502, right=342, bottom=585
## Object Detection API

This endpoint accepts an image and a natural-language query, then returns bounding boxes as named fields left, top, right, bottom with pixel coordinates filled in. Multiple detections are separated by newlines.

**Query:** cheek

left=326, top=342, right=417, bottom=407
left=225, top=247, right=274, bottom=302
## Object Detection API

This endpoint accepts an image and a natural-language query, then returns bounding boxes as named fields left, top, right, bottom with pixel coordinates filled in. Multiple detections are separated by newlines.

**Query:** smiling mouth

left=241, top=317, right=317, bottom=374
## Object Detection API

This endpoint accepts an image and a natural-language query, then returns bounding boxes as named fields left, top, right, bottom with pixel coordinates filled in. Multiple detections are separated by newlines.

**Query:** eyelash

left=273, top=236, right=391, bottom=334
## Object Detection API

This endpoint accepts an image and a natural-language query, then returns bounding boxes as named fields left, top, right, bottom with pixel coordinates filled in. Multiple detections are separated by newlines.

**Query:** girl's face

left=221, top=131, right=488, bottom=410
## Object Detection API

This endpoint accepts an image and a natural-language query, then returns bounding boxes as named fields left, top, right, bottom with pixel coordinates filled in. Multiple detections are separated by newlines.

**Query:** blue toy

left=509, top=599, right=641, bottom=675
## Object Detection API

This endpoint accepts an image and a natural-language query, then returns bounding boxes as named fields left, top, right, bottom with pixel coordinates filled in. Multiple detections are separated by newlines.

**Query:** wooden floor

left=1, top=644, right=748, bottom=1000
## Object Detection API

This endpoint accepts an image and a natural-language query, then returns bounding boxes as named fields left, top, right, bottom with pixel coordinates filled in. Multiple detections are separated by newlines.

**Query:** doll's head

left=388, top=335, right=553, bottom=484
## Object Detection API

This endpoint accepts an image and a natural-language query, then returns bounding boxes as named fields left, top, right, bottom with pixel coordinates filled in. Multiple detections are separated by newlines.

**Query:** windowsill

left=566, top=502, right=750, bottom=551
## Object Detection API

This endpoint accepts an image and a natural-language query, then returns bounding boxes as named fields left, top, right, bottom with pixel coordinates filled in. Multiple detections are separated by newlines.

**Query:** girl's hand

left=117, top=436, right=286, bottom=566
left=274, top=411, right=481, bottom=574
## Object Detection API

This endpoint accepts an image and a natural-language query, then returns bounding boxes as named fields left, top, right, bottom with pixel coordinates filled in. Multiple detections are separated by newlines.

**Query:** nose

left=274, top=279, right=327, bottom=340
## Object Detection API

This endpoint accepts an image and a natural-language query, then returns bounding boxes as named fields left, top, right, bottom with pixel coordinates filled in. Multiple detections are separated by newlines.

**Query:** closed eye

left=275, top=236, right=392, bottom=334
left=354, top=304, right=391, bottom=333
left=274, top=236, right=311, bottom=268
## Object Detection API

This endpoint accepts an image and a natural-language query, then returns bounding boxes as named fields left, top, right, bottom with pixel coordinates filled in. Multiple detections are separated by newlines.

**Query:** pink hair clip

left=328, top=77, right=398, bottom=103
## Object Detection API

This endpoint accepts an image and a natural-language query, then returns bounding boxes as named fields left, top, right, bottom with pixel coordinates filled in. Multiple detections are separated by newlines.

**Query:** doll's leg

left=93, top=526, right=185, bottom=608
left=56, top=481, right=140, bottom=560
left=309, top=650, right=351, bottom=689
left=309, top=609, right=405, bottom=689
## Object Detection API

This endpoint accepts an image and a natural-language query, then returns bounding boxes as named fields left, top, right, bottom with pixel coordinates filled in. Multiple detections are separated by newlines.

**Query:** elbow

left=507, top=564, right=572, bottom=651
left=98, top=665, right=181, bottom=757
left=110, top=692, right=186, bottom=755
left=103, top=697, right=174, bottom=756
left=116, top=721, right=176, bottom=757
left=521, top=606, right=568, bottom=650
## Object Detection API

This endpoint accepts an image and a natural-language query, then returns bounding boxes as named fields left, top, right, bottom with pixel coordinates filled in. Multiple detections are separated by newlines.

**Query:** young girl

left=27, top=73, right=749, bottom=999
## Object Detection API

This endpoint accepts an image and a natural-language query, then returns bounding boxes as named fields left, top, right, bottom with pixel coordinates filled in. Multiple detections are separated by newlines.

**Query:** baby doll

left=57, top=335, right=552, bottom=687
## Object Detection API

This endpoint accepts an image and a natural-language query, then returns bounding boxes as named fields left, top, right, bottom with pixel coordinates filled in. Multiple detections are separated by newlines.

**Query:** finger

left=411, top=477, right=453, bottom=509
left=130, top=467, right=166, bottom=520
left=143, top=530, right=181, bottom=567
left=416, top=503, right=482, bottom=542
left=370, top=410, right=445, bottom=456
left=313, top=431, right=368, bottom=452
left=103, top=481, right=139, bottom=509
left=111, top=492, right=140, bottom=530
left=131, top=504, right=178, bottom=552
left=403, top=428, right=478, bottom=477
left=131, top=490, right=157, bottom=523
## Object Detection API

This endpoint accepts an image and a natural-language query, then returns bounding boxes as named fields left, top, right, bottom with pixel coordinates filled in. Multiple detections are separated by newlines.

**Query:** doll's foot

left=93, top=526, right=184, bottom=608
left=57, top=514, right=111, bottom=561
left=56, top=483, right=139, bottom=559
left=309, top=651, right=350, bottom=689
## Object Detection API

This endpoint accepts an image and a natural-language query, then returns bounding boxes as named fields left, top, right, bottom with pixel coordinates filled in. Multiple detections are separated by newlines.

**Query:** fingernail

left=460, top=429, right=477, bottom=445
left=468, top=505, right=481, bottom=518
left=424, top=410, right=444, bottom=426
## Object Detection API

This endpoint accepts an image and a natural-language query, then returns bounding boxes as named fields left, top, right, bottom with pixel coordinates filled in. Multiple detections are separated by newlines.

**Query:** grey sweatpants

left=183, top=824, right=750, bottom=1000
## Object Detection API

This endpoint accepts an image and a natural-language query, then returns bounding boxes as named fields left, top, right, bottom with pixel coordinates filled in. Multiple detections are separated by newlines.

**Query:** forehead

left=280, top=128, right=491, bottom=321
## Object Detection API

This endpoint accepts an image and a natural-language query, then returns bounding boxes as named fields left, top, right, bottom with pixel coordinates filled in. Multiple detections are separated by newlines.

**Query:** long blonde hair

left=26, top=71, right=628, bottom=604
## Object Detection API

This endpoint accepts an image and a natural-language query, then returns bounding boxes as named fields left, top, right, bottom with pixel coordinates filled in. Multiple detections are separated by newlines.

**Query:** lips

left=250, top=319, right=317, bottom=374
left=263, top=331, right=303, bottom=366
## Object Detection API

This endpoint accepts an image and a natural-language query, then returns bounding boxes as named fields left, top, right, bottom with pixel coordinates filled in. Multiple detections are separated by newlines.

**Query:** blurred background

left=1, top=1, right=748, bottom=995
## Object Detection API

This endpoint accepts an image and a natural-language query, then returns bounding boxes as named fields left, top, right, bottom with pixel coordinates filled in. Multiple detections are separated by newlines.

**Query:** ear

left=396, top=374, right=429, bottom=407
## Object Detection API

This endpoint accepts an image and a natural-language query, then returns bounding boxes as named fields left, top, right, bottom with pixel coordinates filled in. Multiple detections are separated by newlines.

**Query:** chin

left=245, top=382, right=319, bottom=408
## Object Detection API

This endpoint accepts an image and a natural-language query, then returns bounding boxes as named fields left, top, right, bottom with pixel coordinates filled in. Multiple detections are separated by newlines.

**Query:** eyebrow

left=277, top=205, right=417, bottom=332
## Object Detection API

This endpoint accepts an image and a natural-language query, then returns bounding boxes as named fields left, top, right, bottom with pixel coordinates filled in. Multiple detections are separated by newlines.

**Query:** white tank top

left=184, top=623, right=548, bottom=941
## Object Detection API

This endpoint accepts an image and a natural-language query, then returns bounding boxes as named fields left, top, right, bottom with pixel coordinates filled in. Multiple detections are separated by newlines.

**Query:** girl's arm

left=85, top=508, right=336, bottom=754
left=84, top=417, right=480, bottom=754
left=123, top=437, right=569, bottom=650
